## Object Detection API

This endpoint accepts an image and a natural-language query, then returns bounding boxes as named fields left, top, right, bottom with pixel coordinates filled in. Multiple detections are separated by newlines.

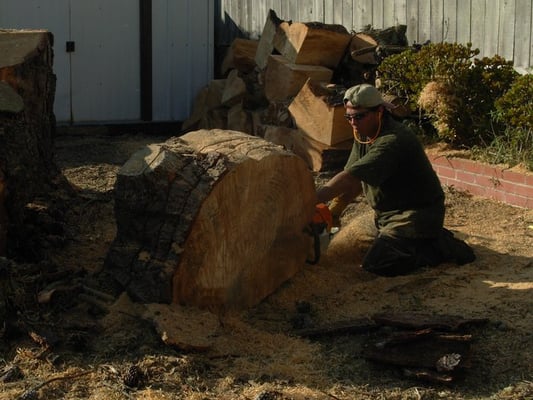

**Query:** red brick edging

left=427, top=154, right=533, bottom=209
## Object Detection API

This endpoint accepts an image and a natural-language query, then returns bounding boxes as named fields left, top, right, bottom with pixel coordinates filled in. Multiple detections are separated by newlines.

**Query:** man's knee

left=361, top=236, right=420, bottom=277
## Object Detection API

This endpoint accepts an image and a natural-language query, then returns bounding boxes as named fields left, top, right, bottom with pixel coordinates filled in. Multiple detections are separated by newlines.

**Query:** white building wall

left=152, top=0, right=214, bottom=122
left=0, top=0, right=214, bottom=124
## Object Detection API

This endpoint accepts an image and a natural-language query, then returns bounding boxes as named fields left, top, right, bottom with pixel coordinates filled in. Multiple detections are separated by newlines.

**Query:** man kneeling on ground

left=316, top=83, right=475, bottom=276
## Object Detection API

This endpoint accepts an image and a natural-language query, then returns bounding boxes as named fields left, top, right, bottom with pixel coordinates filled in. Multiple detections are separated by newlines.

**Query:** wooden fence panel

left=456, top=0, right=471, bottom=44
left=514, top=0, right=532, bottom=70
left=443, top=0, right=457, bottom=42
left=353, top=0, right=374, bottom=32
left=430, top=0, right=444, bottom=43
left=418, top=0, right=431, bottom=43
left=406, top=0, right=419, bottom=44
left=483, top=0, right=500, bottom=57
left=215, top=0, right=532, bottom=71
left=498, top=0, right=516, bottom=62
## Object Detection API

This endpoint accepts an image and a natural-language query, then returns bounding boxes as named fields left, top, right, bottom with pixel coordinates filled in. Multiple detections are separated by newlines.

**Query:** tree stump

left=0, top=29, right=58, bottom=258
left=105, top=129, right=317, bottom=312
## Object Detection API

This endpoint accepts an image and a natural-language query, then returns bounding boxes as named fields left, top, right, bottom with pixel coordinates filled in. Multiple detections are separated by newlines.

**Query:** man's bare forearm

left=316, top=170, right=362, bottom=203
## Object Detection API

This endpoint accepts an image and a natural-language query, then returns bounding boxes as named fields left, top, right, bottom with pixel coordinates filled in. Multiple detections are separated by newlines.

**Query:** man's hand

left=313, top=203, right=333, bottom=233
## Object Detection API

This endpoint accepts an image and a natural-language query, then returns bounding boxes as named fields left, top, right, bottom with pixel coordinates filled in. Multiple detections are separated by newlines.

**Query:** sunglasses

left=344, top=111, right=371, bottom=121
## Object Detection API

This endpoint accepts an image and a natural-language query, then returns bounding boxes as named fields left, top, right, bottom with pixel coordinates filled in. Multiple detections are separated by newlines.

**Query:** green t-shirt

left=345, top=115, right=445, bottom=239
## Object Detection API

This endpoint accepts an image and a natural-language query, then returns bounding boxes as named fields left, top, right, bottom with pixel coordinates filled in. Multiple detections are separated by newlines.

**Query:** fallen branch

left=16, top=370, right=93, bottom=400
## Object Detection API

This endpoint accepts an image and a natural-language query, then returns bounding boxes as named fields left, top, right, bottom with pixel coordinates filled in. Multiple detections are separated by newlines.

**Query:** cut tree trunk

left=264, top=55, right=333, bottom=102
left=0, top=29, right=58, bottom=259
left=105, top=129, right=317, bottom=312
left=288, top=79, right=353, bottom=146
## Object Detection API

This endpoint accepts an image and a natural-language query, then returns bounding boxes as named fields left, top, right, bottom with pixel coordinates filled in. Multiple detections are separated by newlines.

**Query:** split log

left=221, top=69, right=247, bottom=106
left=372, top=312, right=489, bottom=332
left=263, top=125, right=351, bottom=172
left=182, top=79, right=227, bottom=131
left=274, top=21, right=351, bottom=68
left=0, top=29, right=58, bottom=259
left=221, top=38, right=258, bottom=76
left=361, top=24, right=409, bottom=48
left=105, top=129, right=317, bottom=312
left=264, top=55, right=333, bottom=102
left=227, top=102, right=252, bottom=134
left=255, top=9, right=284, bottom=70
left=362, top=329, right=473, bottom=379
left=288, top=79, right=353, bottom=146
left=263, top=125, right=327, bottom=171
left=349, top=33, right=379, bottom=64
left=360, top=25, right=410, bottom=61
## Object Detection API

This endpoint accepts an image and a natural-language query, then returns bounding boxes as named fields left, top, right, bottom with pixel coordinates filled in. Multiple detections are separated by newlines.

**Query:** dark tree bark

left=0, top=30, right=59, bottom=259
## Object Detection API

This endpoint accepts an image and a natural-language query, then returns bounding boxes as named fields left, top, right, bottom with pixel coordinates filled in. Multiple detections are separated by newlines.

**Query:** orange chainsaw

left=305, top=203, right=337, bottom=265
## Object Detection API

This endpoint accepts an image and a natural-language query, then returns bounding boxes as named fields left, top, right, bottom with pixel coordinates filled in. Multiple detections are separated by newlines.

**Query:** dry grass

left=1, top=132, right=532, bottom=399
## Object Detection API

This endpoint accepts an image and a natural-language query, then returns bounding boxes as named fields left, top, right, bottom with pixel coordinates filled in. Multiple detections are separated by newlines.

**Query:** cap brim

left=383, top=101, right=397, bottom=110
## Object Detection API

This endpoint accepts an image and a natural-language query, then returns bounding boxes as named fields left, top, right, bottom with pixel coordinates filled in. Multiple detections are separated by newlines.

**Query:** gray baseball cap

left=343, top=84, right=395, bottom=109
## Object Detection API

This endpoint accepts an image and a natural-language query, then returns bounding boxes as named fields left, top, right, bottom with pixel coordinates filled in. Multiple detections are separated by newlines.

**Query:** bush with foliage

left=494, top=73, right=532, bottom=132
left=472, top=74, right=533, bottom=170
left=378, top=43, right=518, bottom=147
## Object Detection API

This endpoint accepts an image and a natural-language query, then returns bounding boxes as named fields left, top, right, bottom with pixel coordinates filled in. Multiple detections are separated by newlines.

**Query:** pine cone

left=122, top=365, right=144, bottom=388
left=254, top=390, right=281, bottom=400
left=18, top=389, right=38, bottom=400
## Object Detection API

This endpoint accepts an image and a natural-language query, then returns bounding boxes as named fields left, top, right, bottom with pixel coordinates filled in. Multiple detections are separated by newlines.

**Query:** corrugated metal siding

left=0, top=0, right=71, bottom=121
left=152, top=0, right=214, bottom=121
left=70, top=1, right=141, bottom=122
left=0, top=0, right=214, bottom=123
left=216, top=0, right=533, bottom=71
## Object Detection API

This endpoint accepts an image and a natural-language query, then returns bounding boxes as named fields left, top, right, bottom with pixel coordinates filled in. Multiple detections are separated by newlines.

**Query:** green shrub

left=494, top=74, right=533, bottom=132
left=378, top=43, right=518, bottom=147
left=471, top=128, right=533, bottom=171
left=473, top=73, right=533, bottom=170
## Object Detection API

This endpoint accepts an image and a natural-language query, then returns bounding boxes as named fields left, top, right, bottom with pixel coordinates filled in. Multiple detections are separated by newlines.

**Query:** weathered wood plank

left=406, top=0, right=419, bottom=43
left=430, top=0, right=445, bottom=43
left=443, top=0, right=458, bottom=42
left=418, top=0, right=431, bottom=43
left=216, top=0, right=532, bottom=70
left=471, top=0, right=486, bottom=53
left=498, top=0, right=516, bottom=61
left=353, top=0, right=374, bottom=32
left=383, top=0, right=396, bottom=28
left=483, top=0, right=499, bottom=57
left=456, top=0, right=472, bottom=44
left=514, top=0, right=532, bottom=69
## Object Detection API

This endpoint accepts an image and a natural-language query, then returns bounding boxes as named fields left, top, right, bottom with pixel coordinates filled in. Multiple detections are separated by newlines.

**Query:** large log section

left=0, top=30, right=57, bottom=258
left=105, top=129, right=317, bottom=312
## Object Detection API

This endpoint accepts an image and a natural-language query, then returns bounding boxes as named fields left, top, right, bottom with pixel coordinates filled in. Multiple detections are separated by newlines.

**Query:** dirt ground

left=1, top=129, right=532, bottom=400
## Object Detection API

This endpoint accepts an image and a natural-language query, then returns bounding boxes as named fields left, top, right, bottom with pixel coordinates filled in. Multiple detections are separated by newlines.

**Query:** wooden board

left=264, top=55, right=333, bottom=102
left=273, top=21, right=352, bottom=68
left=255, top=9, right=284, bottom=70
left=288, top=79, right=353, bottom=146
left=221, top=38, right=258, bottom=76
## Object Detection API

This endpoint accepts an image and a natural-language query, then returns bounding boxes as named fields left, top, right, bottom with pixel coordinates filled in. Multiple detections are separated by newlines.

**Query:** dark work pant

left=361, top=228, right=476, bottom=277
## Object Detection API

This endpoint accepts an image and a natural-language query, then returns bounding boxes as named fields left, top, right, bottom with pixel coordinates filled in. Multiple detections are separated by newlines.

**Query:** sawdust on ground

left=1, top=130, right=532, bottom=400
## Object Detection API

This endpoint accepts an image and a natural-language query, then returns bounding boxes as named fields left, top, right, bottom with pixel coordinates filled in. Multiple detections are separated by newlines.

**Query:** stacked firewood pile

left=183, top=10, right=411, bottom=173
